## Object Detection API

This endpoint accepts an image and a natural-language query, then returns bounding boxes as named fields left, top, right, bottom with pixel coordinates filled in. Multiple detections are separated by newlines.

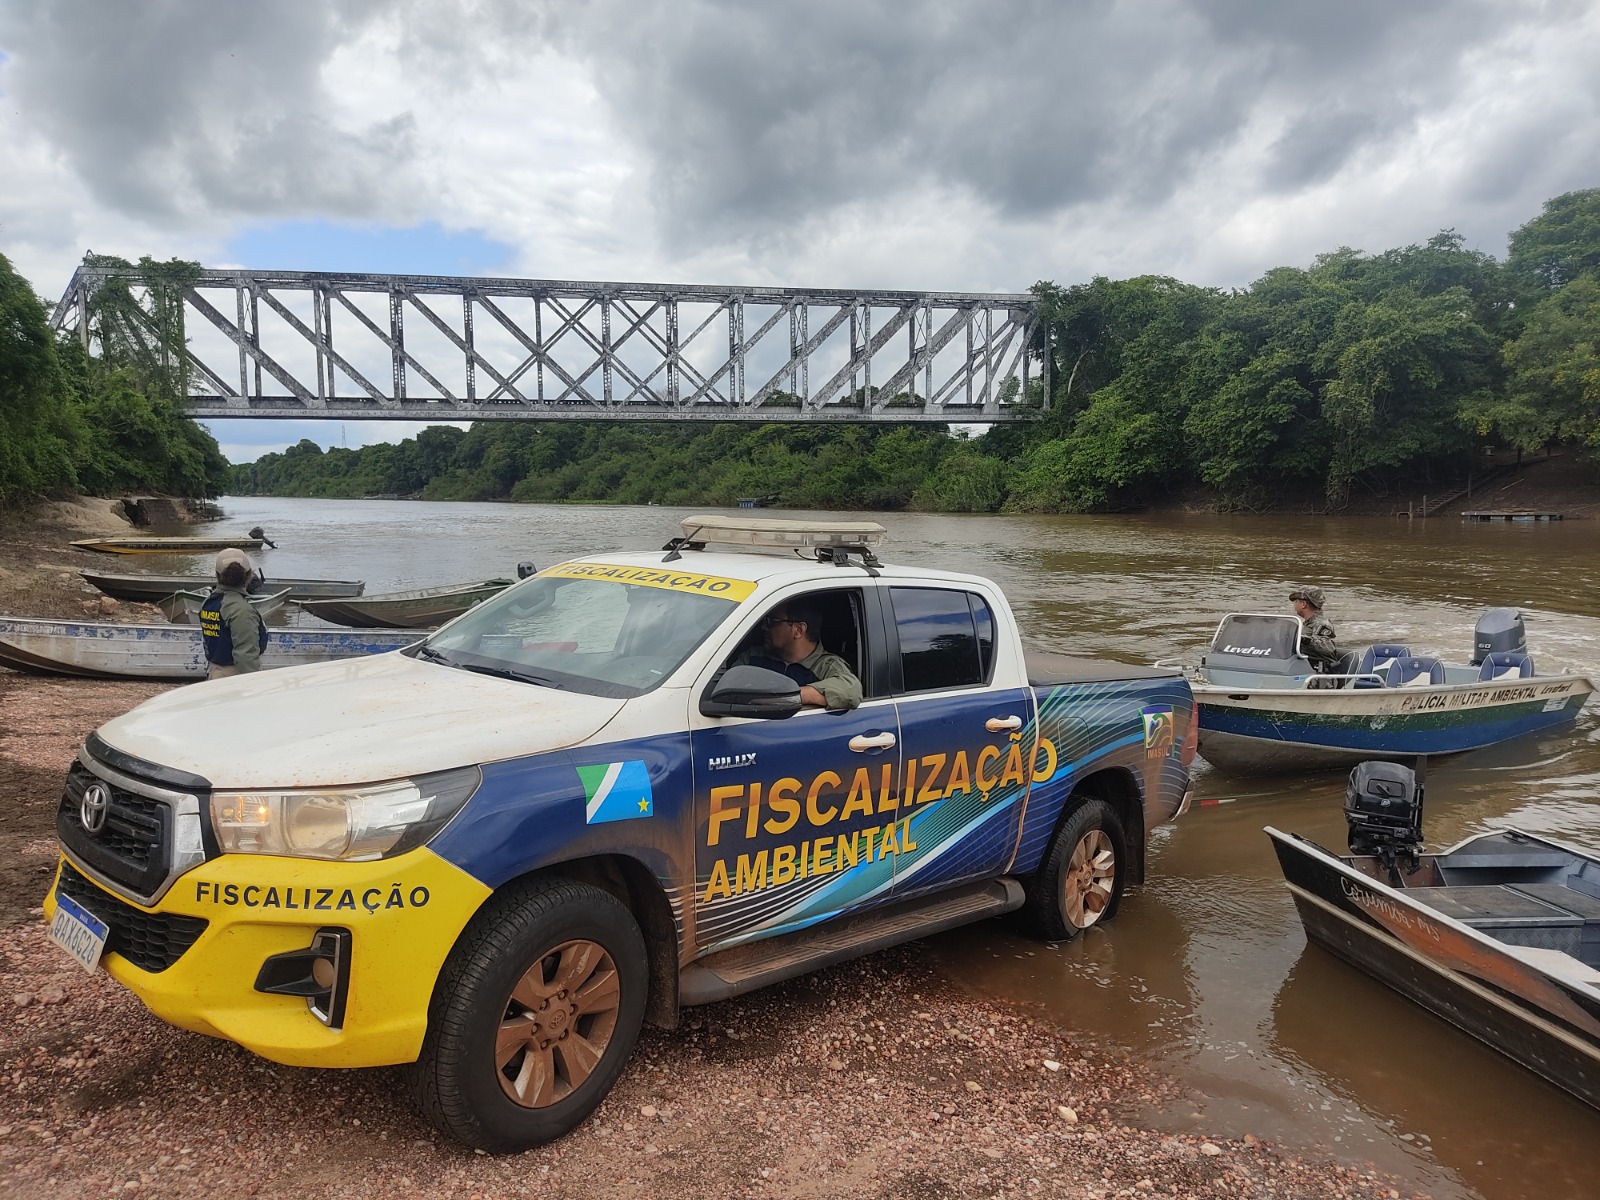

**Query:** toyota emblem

left=80, top=783, right=110, bottom=836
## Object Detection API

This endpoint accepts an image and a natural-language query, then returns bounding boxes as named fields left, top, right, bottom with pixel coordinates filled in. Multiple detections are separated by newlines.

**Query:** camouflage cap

left=1289, top=585, right=1325, bottom=609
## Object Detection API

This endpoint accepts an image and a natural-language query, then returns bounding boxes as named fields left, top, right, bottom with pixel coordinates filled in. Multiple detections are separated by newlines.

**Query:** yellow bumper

left=44, top=848, right=492, bottom=1068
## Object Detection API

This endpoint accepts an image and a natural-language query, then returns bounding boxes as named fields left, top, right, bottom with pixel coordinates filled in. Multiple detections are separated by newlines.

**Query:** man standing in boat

left=201, top=549, right=268, bottom=677
left=1289, top=586, right=1339, bottom=672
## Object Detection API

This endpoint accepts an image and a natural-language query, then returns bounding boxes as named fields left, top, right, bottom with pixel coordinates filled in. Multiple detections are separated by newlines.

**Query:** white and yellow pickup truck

left=46, top=516, right=1195, bottom=1151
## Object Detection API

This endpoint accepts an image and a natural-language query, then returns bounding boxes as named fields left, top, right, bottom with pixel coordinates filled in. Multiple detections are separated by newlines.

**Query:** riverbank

left=0, top=496, right=171, bottom=622
left=0, top=673, right=1420, bottom=1199
left=1158, top=452, right=1600, bottom=519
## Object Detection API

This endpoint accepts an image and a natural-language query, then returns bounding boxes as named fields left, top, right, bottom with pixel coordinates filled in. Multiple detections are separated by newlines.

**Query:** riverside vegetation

left=0, top=251, right=231, bottom=511
left=5, top=189, right=1599, bottom=515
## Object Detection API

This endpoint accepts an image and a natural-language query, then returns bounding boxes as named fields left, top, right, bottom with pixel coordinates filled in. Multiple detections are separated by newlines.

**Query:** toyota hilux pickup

left=46, top=516, right=1196, bottom=1152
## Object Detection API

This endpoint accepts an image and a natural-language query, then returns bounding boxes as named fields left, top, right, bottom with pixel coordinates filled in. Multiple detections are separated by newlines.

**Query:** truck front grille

left=56, top=861, right=208, bottom=973
left=58, top=761, right=172, bottom=898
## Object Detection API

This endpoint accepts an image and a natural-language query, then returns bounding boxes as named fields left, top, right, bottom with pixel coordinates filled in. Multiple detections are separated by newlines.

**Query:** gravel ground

left=0, top=501, right=1426, bottom=1198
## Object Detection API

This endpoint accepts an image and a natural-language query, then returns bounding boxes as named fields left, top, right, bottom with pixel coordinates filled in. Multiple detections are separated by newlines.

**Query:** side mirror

left=517, top=561, right=537, bottom=580
left=699, top=665, right=803, bottom=720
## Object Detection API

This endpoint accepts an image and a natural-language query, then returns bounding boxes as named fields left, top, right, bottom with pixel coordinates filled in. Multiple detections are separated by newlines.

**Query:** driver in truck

left=734, top=598, right=861, bottom=710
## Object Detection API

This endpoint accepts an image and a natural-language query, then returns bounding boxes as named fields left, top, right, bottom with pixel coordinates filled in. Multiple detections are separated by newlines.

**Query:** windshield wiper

left=453, top=662, right=566, bottom=689
left=414, top=644, right=455, bottom=666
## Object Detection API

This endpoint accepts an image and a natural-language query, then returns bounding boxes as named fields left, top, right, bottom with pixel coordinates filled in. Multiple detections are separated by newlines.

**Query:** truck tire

left=412, top=878, right=647, bottom=1152
left=1023, top=797, right=1127, bottom=942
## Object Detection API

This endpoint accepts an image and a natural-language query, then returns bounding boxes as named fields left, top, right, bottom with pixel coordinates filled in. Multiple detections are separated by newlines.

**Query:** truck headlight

left=209, top=766, right=480, bottom=861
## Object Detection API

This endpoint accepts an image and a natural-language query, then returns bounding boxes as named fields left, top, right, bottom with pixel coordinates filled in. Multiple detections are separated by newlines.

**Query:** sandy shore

left=0, top=500, right=1422, bottom=1198
left=0, top=497, right=174, bottom=624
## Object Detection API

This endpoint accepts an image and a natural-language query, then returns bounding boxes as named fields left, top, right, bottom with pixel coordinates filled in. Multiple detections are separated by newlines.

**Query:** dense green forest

left=232, top=189, right=1600, bottom=513
left=0, top=252, right=231, bottom=509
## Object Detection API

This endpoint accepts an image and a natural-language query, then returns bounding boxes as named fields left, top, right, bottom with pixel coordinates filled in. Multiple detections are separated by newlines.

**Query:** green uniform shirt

left=217, top=585, right=266, bottom=673
left=1300, top=613, right=1338, bottom=670
left=733, top=642, right=863, bottom=711
left=795, top=643, right=863, bottom=711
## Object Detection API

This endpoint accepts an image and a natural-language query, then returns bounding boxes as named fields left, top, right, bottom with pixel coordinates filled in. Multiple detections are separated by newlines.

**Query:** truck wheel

left=1024, top=797, right=1127, bottom=941
left=412, top=878, right=647, bottom=1152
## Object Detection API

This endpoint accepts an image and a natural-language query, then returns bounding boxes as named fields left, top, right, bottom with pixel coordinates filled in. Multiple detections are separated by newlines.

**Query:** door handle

left=985, top=715, right=1023, bottom=733
left=849, top=732, right=897, bottom=752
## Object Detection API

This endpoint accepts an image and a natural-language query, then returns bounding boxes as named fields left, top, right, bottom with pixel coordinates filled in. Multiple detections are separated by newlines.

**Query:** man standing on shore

left=200, top=548, right=267, bottom=677
left=1290, top=586, right=1338, bottom=672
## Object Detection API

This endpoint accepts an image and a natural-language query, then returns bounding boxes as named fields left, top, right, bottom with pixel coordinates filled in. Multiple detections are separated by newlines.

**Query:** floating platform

left=1460, top=511, right=1564, bottom=522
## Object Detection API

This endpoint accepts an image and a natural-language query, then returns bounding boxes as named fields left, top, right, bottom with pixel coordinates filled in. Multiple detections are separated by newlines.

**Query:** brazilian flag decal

left=578, top=760, right=655, bottom=824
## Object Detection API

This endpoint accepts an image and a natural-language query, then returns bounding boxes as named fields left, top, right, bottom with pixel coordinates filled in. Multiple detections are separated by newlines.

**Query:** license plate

left=49, top=892, right=110, bottom=974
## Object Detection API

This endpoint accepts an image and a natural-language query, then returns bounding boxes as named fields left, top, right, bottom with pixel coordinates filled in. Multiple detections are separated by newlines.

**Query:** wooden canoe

left=156, top=589, right=291, bottom=625
left=0, top=617, right=420, bottom=680
left=81, top=569, right=365, bottom=603
left=71, top=536, right=266, bottom=555
left=297, top=579, right=513, bottom=629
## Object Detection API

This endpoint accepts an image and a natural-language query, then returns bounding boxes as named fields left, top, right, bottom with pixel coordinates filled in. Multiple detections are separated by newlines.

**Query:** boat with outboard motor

left=0, top=617, right=420, bottom=680
left=1169, top=608, right=1593, bottom=773
left=81, top=569, right=364, bottom=603
left=1268, top=761, right=1600, bottom=1112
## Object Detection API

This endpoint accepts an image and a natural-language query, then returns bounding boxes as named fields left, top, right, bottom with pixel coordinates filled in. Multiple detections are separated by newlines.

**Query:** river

left=194, top=497, right=1600, bottom=1198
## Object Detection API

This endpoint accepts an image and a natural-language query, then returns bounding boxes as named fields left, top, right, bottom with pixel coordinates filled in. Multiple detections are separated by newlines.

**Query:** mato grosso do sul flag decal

left=579, top=760, right=655, bottom=823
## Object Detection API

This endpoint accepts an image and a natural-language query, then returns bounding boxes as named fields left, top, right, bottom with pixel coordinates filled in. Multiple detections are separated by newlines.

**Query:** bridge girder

left=51, top=267, right=1046, bottom=423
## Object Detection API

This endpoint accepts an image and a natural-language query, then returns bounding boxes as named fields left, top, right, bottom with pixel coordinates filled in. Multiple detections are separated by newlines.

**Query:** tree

left=1501, top=274, right=1600, bottom=449
left=0, top=252, right=84, bottom=504
left=1507, top=189, right=1600, bottom=292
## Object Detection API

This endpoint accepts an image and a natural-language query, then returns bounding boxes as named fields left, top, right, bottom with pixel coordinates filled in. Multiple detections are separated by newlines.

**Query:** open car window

left=422, top=575, right=738, bottom=697
left=717, top=588, right=871, bottom=695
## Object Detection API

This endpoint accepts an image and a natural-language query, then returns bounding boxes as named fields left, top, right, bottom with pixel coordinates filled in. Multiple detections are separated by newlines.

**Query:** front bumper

left=44, top=847, right=491, bottom=1068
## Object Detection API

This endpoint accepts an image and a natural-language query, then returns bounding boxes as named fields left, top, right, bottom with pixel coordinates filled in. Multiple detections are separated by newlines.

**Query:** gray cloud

left=2, top=0, right=1596, bottom=295
left=1263, top=109, right=1385, bottom=191
left=0, top=0, right=413, bottom=221
left=538, top=0, right=1512, bottom=240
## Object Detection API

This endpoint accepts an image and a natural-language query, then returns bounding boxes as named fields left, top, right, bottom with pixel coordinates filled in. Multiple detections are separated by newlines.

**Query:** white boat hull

left=0, top=618, right=421, bottom=680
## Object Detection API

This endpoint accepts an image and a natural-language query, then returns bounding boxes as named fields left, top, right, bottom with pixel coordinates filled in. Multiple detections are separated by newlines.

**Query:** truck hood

left=94, top=652, right=627, bottom=789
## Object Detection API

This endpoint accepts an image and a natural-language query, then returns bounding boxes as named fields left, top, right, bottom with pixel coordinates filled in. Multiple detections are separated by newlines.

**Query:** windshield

left=419, top=570, right=740, bottom=697
left=1210, top=614, right=1301, bottom=660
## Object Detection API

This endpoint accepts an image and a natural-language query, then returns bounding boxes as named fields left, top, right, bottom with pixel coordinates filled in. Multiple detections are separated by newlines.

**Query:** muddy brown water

left=147, top=499, right=1600, bottom=1198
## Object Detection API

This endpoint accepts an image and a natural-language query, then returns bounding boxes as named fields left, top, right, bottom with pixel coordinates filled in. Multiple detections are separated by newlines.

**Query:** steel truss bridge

left=50, top=266, right=1044, bottom=423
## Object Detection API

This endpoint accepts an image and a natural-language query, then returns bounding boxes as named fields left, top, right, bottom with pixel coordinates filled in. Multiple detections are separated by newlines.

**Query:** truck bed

left=1025, top=651, right=1179, bottom=687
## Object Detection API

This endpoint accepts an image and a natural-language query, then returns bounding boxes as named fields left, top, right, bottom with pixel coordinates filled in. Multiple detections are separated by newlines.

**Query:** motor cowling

left=1345, top=761, right=1424, bottom=864
left=1472, top=607, right=1525, bottom=666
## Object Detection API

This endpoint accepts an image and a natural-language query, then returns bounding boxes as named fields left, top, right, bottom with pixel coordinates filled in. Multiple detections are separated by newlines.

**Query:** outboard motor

left=1345, top=761, right=1424, bottom=881
left=1472, top=607, right=1525, bottom=666
left=516, top=561, right=537, bottom=580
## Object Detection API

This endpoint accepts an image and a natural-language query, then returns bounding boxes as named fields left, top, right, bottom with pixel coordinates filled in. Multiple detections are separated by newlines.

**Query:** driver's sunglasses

left=762, top=615, right=795, bottom=628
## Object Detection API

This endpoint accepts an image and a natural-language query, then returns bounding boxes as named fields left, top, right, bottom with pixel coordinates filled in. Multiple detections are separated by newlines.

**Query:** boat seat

left=1353, top=643, right=1411, bottom=688
left=1386, top=656, right=1444, bottom=687
left=1508, top=883, right=1600, bottom=920
left=1479, top=651, right=1535, bottom=681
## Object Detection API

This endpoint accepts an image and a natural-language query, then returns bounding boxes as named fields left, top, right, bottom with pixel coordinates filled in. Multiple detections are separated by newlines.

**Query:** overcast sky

left=3, top=0, right=1598, bottom=462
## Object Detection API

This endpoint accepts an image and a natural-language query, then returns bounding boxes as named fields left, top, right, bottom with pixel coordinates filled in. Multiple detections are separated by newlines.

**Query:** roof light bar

left=678, top=515, right=888, bottom=551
